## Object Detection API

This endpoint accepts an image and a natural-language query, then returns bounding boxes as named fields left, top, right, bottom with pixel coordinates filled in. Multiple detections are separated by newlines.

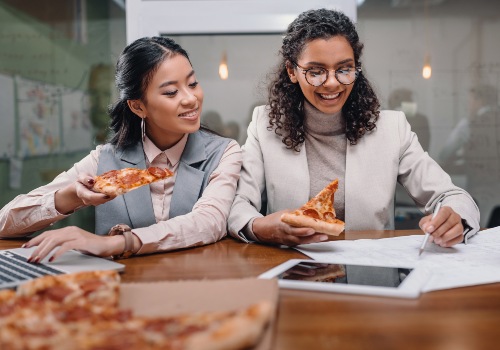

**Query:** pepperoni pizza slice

left=1, top=271, right=273, bottom=350
left=92, top=167, right=173, bottom=196
left=280, top=179, right=345, bottom=236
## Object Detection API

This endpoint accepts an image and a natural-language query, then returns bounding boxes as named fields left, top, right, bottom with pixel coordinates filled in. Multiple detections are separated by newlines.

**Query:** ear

left=286, top=61, right=298, bottom=84
left=127, top=99, right=147, bottom=118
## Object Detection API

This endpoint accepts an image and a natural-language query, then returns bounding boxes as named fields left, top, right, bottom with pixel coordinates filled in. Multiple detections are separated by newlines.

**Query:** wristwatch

left=108, top=224, right=135, bottom=259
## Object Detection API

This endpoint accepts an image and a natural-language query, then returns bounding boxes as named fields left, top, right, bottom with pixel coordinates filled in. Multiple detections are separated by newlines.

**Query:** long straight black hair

left=108, top=37, right=190, bottom=149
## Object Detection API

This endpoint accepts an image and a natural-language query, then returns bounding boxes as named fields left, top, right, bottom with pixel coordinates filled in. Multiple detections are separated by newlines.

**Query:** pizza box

left=120, top=278, right=279, bottom=350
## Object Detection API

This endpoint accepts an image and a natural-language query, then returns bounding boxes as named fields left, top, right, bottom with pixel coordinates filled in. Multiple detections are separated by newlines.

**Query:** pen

left=418, top=201, right=443, bottom=256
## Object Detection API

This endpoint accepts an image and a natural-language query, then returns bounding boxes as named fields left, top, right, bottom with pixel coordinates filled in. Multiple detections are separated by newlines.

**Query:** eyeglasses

left=292, top=61, right=362, bottom=87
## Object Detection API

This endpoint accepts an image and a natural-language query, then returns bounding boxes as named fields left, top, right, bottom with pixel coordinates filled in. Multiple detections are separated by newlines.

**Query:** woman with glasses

left=228, top=8, right=479, bottom=247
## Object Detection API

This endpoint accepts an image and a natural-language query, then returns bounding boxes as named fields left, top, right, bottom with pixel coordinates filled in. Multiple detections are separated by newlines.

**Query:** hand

left=419, top=205, right=464, bottom=247
left=75, top=174, right=115, bottom=207
left=55, top=174, right=115, bottom=214
left=252, top=210, right=329, bottom=246
left=22, top=226, right=125, bottom=263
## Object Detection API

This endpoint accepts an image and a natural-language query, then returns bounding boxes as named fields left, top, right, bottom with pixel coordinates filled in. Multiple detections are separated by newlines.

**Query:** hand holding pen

left=419, top=201, right=442, bottom=256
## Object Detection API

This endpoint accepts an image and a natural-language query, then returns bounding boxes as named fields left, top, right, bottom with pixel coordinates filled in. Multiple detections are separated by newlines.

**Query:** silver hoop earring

left=141, top=117, right=146, bottom=142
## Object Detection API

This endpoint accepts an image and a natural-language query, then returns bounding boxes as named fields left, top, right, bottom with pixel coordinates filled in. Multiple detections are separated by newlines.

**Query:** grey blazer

left=228, top=106, right=479, bottom=242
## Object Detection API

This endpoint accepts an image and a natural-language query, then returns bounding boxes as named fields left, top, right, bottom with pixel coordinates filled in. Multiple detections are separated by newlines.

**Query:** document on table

left=295, top=226, right=500, bottom=292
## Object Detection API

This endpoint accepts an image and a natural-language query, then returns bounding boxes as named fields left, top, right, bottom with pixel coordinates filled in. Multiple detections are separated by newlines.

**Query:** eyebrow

left=158, top=70, right=195, bottom=88
left=303, top=58, right=355, bottom=67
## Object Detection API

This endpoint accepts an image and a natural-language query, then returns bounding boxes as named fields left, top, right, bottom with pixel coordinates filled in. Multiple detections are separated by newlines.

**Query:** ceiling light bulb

left=219, top=52, right=228, bottom=80
left=422, top=56, right=432, bottom=79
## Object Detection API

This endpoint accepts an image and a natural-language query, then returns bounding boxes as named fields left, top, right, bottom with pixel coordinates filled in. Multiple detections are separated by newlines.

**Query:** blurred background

left=0, top=0, right=498, bottom=232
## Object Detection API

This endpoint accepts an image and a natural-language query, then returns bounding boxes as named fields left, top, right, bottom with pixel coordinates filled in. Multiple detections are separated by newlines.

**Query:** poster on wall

left=61, top=89, right=92, bottom=152
left=16, top=76, right=61, bottom=157
left=0, top=74, right=16, bottom=158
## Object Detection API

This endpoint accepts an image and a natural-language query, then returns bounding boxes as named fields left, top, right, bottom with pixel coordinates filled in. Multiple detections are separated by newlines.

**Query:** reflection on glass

left=279, top=262, right=412, bottom=288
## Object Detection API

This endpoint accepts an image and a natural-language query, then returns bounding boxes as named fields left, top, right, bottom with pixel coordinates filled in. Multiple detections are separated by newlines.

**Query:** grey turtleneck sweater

left=303, top=101, right=346, bottom=221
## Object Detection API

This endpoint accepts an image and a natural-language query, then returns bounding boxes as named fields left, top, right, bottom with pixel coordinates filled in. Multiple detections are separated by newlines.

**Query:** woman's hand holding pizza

left=419, top=205, right=464, bottom=247
left=252, top=210, right=329, bottom=246
left=55, top=174, right=114, bottom=214
left=23, top=226, right=126, bottom=263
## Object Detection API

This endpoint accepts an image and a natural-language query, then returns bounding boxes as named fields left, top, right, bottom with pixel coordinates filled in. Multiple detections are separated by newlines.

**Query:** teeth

left=320, top=93, right=340, bottom=100
left=179, top=109, right=197, bottom=118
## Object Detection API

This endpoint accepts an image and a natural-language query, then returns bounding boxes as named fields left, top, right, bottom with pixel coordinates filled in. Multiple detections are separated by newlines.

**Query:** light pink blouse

left=0, top=135, right=242, bottom=255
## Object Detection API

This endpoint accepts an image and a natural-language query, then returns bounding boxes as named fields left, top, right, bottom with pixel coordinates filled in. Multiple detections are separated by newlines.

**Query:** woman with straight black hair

left=228, top=8, right=479, bottom=248
left=0, top=36, right=242, bottom=262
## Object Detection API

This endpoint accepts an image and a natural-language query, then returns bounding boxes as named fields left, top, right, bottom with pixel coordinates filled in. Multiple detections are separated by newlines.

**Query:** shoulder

left=374, top=110, right=409, bottom=133
left=251, top=105, right=270, bottom=124
left=197, top=129, right=231, bottom=145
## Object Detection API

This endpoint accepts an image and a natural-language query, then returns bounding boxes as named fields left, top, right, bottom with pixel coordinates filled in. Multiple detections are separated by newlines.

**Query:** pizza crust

left=281, top=212, right=345, bottom=236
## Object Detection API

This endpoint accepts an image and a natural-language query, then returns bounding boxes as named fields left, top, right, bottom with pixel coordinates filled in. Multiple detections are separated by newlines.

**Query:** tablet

left=258, top=259, right=430, bottom=299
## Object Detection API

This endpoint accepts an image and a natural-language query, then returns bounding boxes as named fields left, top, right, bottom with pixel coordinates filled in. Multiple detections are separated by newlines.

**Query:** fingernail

left=104, top=195, right=110, bottom=199
left=33, top=256, right=40, bottom=264
left=49, top=256, right=54, bottom=262
left=435, top=238, right=442, bottom=245
left=27, top=256, right=32, bottom=263
left=87, top=178, right=95, bottom=185
left=427, top=225, right=434, bottom=232
left=21, top=243, right=26, bottom=248
left=319, top=235, right=328, bottom=241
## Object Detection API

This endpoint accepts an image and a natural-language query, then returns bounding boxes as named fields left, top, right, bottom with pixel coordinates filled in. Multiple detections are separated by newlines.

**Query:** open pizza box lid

left=120, top=278, right=279, bottom=350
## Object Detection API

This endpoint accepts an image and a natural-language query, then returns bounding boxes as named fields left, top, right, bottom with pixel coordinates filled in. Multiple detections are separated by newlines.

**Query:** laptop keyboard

left=0, top=250, right=63, bottom=286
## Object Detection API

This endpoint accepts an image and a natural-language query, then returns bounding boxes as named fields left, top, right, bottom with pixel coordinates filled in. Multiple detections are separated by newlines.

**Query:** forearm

left=0, top=191, right=69, bottom=237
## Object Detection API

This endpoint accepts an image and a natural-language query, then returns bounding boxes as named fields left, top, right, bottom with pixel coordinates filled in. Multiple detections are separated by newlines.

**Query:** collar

left=303, top=100, right=345, bottom=136
left=143, top=134, right=188, bottom=167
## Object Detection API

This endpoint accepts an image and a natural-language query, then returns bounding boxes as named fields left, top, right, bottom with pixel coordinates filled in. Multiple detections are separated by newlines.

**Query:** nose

left=322, top=69, right=340, bottom=87
left=181, top=90, right=198, bottom=107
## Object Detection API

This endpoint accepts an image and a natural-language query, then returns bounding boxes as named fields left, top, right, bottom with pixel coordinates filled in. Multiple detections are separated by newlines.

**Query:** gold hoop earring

left=141, top=117, right=146, bottom=142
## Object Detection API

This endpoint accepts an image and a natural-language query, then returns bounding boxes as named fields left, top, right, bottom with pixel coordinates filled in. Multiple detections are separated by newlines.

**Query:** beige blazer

left=228, top=106, right=479, bottom=242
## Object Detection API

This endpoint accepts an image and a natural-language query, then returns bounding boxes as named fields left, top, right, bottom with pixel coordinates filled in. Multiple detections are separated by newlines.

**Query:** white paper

left=295, top=227, right=500, bottom=292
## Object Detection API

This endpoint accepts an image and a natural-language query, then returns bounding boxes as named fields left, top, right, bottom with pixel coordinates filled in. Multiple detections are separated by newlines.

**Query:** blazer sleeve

left=228, top=106, right=268, bottom=241
left=395, top=111, right=480, bottom=241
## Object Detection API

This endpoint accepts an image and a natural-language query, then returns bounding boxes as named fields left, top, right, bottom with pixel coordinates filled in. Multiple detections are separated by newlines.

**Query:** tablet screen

left=278, top=261, right=413, bottom=288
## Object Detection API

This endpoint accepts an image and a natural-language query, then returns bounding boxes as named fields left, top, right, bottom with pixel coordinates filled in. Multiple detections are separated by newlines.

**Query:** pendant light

left=219, top=51, right=228, bottom=80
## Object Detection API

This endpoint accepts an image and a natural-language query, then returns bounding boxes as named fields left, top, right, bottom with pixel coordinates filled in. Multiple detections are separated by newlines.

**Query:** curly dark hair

left=268, top=8, right=380, bottom=151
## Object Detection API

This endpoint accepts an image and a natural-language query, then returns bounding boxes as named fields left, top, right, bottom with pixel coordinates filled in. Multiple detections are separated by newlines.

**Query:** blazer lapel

left=118, top=144, right=156, bottom=229
left=271, top=143, right=310, bottom=212
left=169, top=133, right=206, bottom=218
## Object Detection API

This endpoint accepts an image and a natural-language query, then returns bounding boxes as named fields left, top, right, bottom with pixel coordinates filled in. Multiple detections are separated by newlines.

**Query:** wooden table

left=2, top=230, right=500, bottom=350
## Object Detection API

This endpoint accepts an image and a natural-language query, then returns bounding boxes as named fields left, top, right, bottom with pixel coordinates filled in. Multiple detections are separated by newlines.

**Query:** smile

left=178, top=108, right=199, bottom=119
left=319, top=92, right=340, bottom=100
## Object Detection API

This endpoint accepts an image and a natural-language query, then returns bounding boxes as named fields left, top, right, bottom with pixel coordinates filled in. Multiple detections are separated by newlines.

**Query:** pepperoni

left=121, top=173, right=142, bottom=185
left=40, top=286, right=74, bottom=302
left=302, top=209, right=320, bottom=219
left=55, top=306, right=93, bottom=322
left=81, top=279, right=104, bottom=295
left=147, top=167, right=166, bottom=178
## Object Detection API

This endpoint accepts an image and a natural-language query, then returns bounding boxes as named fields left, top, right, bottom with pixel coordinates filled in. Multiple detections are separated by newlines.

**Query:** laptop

left=0, top=247, right=125, bottom=290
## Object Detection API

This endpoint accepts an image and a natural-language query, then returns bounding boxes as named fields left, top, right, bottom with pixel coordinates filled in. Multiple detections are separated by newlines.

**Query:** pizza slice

left=92, top=167, right=173, bottom=196
left=16, top=270, right=120, bottom=307
left=5, top=271, right=274, bottom=350
left=280, top=179, right=345, bottom=236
